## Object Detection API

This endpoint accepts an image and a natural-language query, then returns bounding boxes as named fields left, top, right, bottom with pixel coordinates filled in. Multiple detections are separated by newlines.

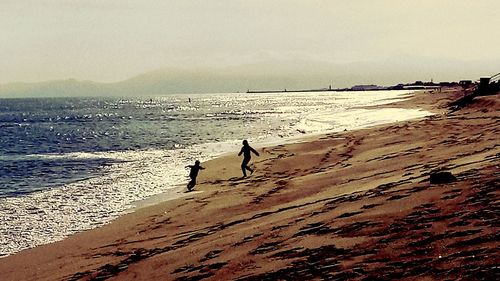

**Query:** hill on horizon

left=0, top=57, right=497, bottom=98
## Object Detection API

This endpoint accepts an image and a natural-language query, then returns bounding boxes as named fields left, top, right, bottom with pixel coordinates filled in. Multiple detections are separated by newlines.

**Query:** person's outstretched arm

left=200, top=166, right=205, bottom=170
left=250, top=147, right=260, bottom=156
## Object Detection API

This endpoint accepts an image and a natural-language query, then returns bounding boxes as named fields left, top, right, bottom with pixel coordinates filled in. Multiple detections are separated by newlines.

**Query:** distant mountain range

left=1, top=57, right=497, bottom=98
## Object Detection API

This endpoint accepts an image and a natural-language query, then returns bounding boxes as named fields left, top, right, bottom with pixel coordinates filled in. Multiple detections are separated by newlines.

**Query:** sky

left=1, top=0, right=499, bottom=84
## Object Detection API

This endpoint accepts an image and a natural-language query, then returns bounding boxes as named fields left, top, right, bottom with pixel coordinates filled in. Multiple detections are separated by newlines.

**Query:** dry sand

left=0, top=88, right=498, bottom=280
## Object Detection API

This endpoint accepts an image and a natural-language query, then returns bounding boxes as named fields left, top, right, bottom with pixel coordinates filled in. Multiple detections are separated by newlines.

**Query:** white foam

left=295, top=108, right=432, bottom=134
left=0, top=141, right=241, bottom=257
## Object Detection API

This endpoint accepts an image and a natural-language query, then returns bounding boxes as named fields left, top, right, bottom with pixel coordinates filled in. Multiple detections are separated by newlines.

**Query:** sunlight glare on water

left=0, top=90, right=431, bottom=257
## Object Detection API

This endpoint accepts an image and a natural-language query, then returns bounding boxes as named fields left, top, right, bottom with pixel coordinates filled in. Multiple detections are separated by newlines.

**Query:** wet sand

left=1, top=88, right=498, bottom=280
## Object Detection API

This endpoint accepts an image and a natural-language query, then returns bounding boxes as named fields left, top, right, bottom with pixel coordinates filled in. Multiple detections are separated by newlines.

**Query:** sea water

left=0, top=90, right=431, bottom=257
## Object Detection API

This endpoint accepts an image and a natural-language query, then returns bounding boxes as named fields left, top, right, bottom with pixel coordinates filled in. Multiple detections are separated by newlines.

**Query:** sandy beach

left=1, top=88, right=498, bottom=280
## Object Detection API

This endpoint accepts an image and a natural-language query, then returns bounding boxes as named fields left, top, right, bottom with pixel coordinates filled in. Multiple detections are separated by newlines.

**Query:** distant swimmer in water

left=186, top=160, right=205, bottom=191
left=238, top=140, right=260, bottom=177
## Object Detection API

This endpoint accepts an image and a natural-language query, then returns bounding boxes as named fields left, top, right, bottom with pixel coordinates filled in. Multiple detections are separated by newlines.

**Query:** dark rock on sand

left=429, top=170, right=456, bottom=184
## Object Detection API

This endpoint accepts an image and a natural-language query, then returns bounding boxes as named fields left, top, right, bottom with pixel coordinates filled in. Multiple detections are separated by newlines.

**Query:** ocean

left=0, top=90, right=431, bottom=257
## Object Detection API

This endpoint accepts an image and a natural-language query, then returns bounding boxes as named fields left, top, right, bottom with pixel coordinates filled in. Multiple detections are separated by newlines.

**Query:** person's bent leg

left=246, top=166, right=254, bottom=174
left=187, top=178, right=196, bottom=190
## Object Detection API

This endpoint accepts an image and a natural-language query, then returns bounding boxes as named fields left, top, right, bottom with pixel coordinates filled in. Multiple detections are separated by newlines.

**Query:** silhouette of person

left=186, top=160, right=205, bottom=191
left=238, top=140, right=260, bottom=177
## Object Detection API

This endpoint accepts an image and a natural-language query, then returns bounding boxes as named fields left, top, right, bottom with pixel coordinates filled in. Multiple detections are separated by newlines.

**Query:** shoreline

left=1, top=87, right=498, bottom=280
left=0, top=89, right=432, bottom=258
left=130, top=90, right=433, bottom=215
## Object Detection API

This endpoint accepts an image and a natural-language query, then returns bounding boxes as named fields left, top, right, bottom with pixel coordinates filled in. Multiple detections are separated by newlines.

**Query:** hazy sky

left=1, top=0, right=499, bottom=83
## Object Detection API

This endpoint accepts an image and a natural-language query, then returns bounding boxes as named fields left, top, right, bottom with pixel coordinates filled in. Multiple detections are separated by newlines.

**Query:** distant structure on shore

left=246, top=80, right=469, bottom=94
